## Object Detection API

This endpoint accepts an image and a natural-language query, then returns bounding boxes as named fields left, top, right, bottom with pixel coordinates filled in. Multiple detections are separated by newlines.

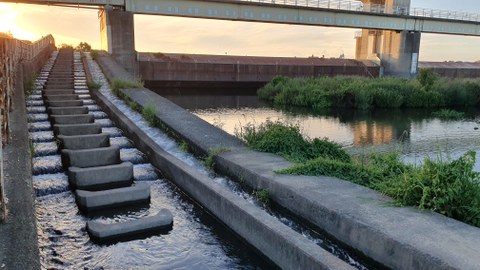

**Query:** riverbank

left=95, top=53, right=480, bottom=269
left=259, top=72, right=480, bottom=110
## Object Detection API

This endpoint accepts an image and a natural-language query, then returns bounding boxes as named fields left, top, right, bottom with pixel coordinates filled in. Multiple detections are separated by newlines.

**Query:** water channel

left=160, top=92, right=480, bottom=171
left=29, top=53, right=274, bottom=269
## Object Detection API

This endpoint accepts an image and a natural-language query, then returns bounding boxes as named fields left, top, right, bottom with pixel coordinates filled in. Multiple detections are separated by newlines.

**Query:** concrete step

left=87, top=208, right=173, bottom=244
left=47, top=106, right=88, bottom=116
left=53, top=123, right=102, bottom=136
left=61, top=146, right=120, bottom=168
left=68, top=162, right=134, bottom=191
left=44, top=94, right=79, bottom=101
left=58, top=133, right=110, bottom=150
left=50, top=114, right=94, bottom=125
left=44, top=85, right=74, bottom=90
left=47, top=100, right=84, bottom=107
left=43, top=90, right=75, bottom=96
left=76, top=183, right=151, bottom=212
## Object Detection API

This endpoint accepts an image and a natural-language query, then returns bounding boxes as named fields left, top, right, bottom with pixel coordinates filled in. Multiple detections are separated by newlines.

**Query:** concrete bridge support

left=356, top=0, right=421, bottom=77
left=99, top=7, right=138, bottom=77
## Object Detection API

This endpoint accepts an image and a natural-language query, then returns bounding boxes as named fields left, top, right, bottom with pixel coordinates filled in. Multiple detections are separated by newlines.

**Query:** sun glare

left=0, top=3, right=38, bottom=41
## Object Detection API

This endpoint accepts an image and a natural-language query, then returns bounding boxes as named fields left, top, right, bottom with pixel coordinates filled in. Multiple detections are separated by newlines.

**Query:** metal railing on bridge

left=239, top=0, right=480, bottom=22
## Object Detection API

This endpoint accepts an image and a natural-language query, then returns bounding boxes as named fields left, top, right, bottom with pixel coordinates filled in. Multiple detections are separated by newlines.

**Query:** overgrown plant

left=258, top=75, right=480, bottom=110
left=239, top=120, right=480, bottom=228
left=110, top=79, right=144, bottom=96
left=90, top=50, right=99, bottom=60
left=253, top=189, right=270, bottom=206
left=203, top=147, right=230, bottom=169
left=432, top=109, right=465, bottom=120
left=87, top=81, right=102, bottom=91
left=142, top=102, right=158, bottom=127
left=24, top=73, right=37, bottom=96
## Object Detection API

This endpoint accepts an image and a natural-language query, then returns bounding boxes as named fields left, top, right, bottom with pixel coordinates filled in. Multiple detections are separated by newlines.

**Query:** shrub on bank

left=258, top=73, right=480, bottom=110
left=237, top=121, right=480, bottom=228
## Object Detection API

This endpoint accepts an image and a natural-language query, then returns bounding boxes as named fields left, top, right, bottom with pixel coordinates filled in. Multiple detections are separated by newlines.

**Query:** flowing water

left=29, top=52, right=274, bottom=269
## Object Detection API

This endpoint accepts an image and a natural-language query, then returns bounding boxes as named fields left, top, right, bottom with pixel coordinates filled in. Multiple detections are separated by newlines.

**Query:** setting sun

left=0, top=3, right=37, bottom=41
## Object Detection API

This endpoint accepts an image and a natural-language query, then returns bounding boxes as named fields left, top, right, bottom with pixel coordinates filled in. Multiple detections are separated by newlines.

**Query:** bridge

left=2, top=0, right=480, bottom=76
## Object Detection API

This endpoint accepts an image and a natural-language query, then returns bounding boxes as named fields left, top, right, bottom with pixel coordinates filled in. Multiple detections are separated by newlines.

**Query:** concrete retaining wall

left=96, top=54, right=480, bottom=270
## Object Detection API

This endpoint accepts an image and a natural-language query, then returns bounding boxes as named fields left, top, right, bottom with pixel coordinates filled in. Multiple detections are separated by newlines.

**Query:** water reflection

left=159, top=93, right=480, bottom=170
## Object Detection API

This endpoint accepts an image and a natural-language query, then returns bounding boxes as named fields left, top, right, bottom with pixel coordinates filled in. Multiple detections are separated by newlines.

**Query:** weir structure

left=3, top=0, right=480, bottom=77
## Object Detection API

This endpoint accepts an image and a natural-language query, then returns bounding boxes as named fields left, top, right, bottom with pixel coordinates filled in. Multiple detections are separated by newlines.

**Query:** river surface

left=163, top=93, right=480, bottom=171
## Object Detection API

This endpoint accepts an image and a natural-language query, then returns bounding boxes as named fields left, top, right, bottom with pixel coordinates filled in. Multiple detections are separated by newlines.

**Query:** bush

left=432, top=109, right=465, bottom=120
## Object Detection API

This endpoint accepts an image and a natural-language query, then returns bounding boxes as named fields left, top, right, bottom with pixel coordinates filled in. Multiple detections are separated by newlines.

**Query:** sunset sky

left=0, top=0, right=479, bottom=61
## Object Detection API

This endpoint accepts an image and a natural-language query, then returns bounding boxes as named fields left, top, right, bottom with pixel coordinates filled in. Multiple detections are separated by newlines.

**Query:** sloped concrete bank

left=88, top=56, right=354, bottom=269
left=96, top=54, right=480, bottom=269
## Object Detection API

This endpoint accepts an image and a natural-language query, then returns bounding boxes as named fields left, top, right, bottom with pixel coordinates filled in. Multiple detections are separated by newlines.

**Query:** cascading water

left=28, top=52, right=273, bottom=269
left=87, top=55, right=376, bottom=269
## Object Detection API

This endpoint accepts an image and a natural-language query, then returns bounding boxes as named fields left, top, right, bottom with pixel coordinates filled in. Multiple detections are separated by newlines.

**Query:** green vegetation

left=253, top=189, right=270, bottom=206
left=75, top=42, right=91, bottom=52
left=29, top=140, right=36, bottom=158
left=258, top=71, right=480, bottom=110
left=203, top=147, right=230, bottom=169
left=237, top=121, right=480, bottom=227
left=90, top=50, right=99, bottom=60
left=179, top=140, right=189, bottom=153
left=86, top=81, right=102, bottom=91
left=23, top=73, right=37, bottom=96
left=110, top=79, right=144, bottom=96
left=432, top=109, right=465, bottom=120
left=236, top=120, right=350, bottom=163
left=142, top=102, right=158, bottom=127
left=58, top=43, right=73, bottom=49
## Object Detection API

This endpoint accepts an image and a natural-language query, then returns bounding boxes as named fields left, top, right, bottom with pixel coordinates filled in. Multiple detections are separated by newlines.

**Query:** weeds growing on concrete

left=86, top=81, right=102, bottom=91
left=179, top=140, right=189, bottom=153
left=142, top=102, right=158, bottom=127
left=432, top=109, right=465, bottom=120
left=253, top=189, right=270, bottom=206
left=23, top=73, right=37, bottom=96
left=203, top=147, right=230, bottom=169
left=110, top=79, right=144, bottom=96
left=258, top=72, right=480, bottom=110
left=29, top=140, right=36, bottom=158
left=90, top=50, right=99, bottom=60
left=238, top=121, right=480, bottom=227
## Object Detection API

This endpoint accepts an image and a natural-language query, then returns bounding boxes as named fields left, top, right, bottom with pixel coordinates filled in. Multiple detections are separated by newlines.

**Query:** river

left=161, top=92, right=480, bottom=171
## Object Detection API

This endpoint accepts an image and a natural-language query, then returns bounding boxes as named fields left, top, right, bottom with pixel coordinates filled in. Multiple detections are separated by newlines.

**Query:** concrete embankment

left=89, top=55, right=355, bottom=269
left=96, top=54, right=480, bottom=270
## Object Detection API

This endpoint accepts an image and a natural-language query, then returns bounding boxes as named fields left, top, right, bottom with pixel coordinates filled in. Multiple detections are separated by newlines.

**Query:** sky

left=0, top=0, right=479, bottom=61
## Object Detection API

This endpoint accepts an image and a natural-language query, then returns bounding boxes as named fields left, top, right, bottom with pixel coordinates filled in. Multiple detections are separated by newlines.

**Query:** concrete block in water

left=50, top=114, right=94, bottom=125
left=68, top=162, right=133, bottom=190
left=87, top=208, right=173, bottom=244
left=47, top=100, right=83, bottom=107
left=48, top=106, right=88, bottom=116
left=76, top=183, right=150, bottom=212
left=61, top=146, right=120, bottom=168
left=44, top=94, right=79, bottom=101
left=53, top=123, right=102, bottom=136
left=58, top=133, right=110, bottom=150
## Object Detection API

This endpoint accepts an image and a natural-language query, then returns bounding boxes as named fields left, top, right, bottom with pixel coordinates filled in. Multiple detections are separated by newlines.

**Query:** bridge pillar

left=99, top=7, right=138, bottom=77
left=356, top=0, right=420, bottom=77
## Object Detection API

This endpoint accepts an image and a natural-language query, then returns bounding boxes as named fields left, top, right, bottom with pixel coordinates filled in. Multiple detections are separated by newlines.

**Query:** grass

left=237, top=120, right=480, bottom=228
left=87, top=81, right=102, bottom=91
left=203, top=147, right=230, bottom=169
left=142, top=102, right=158, bottom=127
left=253, top=189, right=270, bottom=206
left=110, top=79, right=144, bottom=96
left=258, top=70, right=480, bottom=110
left=90, top=50, right=99, bottom=60
left=432, top=109, right=465, bottom=120
left=23, top=73, right=37, bottom=96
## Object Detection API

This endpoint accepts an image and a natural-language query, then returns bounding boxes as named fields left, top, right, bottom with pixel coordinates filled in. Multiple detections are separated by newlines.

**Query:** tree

left=76, top=42, right=91, bottom=52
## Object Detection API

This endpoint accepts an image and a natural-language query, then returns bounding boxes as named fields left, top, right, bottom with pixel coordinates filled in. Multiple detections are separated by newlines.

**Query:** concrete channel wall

left=88, top=55, right=355, bottom=270
left=95, top=55, right=480, bottom=270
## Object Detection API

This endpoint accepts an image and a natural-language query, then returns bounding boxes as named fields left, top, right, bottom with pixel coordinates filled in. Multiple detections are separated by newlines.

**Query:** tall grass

left=258, top=71, right=480, bottom=110
left=237, top=120, right=480, bottom=227
left=142, top=102, right=158, bottom=127
left=110, top=79, right=144, bottom=96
